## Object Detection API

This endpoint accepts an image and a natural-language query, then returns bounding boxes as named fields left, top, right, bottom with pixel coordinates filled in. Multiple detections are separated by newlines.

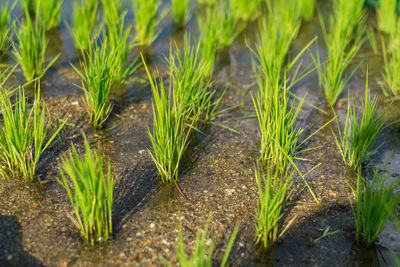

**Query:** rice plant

left=378, top=0, right=398, bottom=34
left=333, top=77, right=388, bottom=169
left=162, top=217, right=238, bottom=267
left=132, top=0, right=163, bottom=46
left=12, top=12, right=59, bottom=82
left=197, top=7, right=220, bottom=77
left=381, top=20, right=400, bottom=96
left=67, top=0, right=100, bottom=51
left=254, top=166, right=293, bottom=249
left=71, top=39, right=119, bottom=129
left=229, top=0, right=261, bottom=21
left=171, top=0, right=191, bottom=26
left=101, top=0, right=122, bottom=29
left=316, top=0, right=365, bottom=106
left=300, top=0, right=316, bottom=20
left=216, top=1, right=244, bottom=47
left=38, top=0, right=63, bottom=30
left=0, top=0, right=15, bottom=56
left=352, top=170, right=400, bottom=246
left=58, top=134, right=113, bottom=245
left=0, top=86, right=66, bottom=181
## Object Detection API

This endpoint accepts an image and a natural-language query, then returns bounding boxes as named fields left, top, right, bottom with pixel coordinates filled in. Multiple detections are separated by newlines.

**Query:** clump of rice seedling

left=132, top=0, right=164, bottom=46
left=316, top=0, right=365, bottom=106
left=254, top=165, right=293, bottom=249
left=171, top=0, right=191, bottom=26
left=229, top=0, right=261, bottom=21
left=72, top=39, right=120, bottom=129
left=381, top=20, right=400, bottom=96
left=300, top=0, right=316, bottom=20
left=58, top=134, right=113, bottom=245
left=197, top=7, right=220, bottom=77
left=162, top=217, right=238, bottom=267
left=38, top=0, right=63, bottom=30
left=67, top=0, right=100, bottom=51
left=12, top=12, right=59, bottom=82
left=333, top=76, right=389, bottom=169
left=378, top=0, right=398, bottom=34
left=352, top=170, right=400, bottom=246
left=0, top=86, right=66, bottom=181
left=101, top=0, right=122, bottom=29
left=216, top=1, right=244, bottom=47
left=0, top=0, right=16, bottom=56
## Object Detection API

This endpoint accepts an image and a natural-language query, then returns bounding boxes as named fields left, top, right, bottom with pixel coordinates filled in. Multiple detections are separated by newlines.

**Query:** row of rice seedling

left=162, top=217, right=238, bottom=266
left=0, top=66, right=66, bottom=181
left=315, top=0, right=366, bottom=107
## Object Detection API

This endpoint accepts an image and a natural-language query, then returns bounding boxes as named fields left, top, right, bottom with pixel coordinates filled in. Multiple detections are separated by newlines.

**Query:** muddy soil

left=1, top=0, right=400, bottom=266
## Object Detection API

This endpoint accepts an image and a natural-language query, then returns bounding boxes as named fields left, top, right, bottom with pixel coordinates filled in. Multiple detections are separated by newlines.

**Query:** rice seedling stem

left=58, top=134, right=113, bottom=245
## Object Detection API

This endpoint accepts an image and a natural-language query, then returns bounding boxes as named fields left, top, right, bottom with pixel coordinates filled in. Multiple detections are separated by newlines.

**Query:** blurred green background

left=365, top=0, right=400, bottom=12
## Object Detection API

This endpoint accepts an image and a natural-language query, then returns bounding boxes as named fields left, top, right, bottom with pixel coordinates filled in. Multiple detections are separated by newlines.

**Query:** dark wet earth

left=1, top=0, right=400, bottom=266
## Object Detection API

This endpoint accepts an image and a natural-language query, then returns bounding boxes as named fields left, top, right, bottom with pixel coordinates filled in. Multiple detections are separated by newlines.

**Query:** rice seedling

left=197, top=7, right=220, bottom=77
left=58, top=134, right=113, bottom=245
left=71, top=39, right=119, bottom=129
left=300, top=0, right=316, bottom=20
left=333, top=76, right=389, bottom=169
left=101, top=0, right=122, bottom=29
left=38, top=0, right=63, bottom=30
left=254, top=165, right=294, bottom=249
left=0, top=86, right=67, bottom=181
left=162, top=217, right=238, bottom=267
left=229, top=0, right=261, bottom=21
left=23, top=0, right=36, bottom=14
left=12, top=12, right=59, bottom=82
left=381, top=20, right=400, bottom=96
left=171, top=0, right=191, bottom=26
left=378, top=0, right=398, bottom=34
left=132, top=0, right=164, bottom=46
left=216, top=1, right=244, bottom=47
left=0, top=0, right=16, bottom=56
left=352, top=170, right=400, bottom=246
left=316, top=0, right=366, bottom=106
left=67, top=0, right=100, bottom=51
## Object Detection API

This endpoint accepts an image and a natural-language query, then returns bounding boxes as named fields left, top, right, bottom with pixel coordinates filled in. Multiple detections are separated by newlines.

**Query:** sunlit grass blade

left=132, top=0, right=164, bottom=46
left=67, top=0, right=100, bottom=51
left=333, top=75, right=389, bottom=169
left=254, top=164, right=293, bottom=249
left=0, top=83, right=67, bottom=181
left=171, top=0, right=191, bottom=26
left=12, top=12, right=59, bottom=82
left=352, top=170, right=400, bottom=246
left=0, top=0, right=16, bottom=57
left=58, top=134, right=113, bottom=245
left=38, top=0, right=63, bottom=30
left=162, top=216, right=238, bottom=267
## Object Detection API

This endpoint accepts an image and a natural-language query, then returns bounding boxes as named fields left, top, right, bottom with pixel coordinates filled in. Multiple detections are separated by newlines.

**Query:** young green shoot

left=38, top=0, right=63, bottom=30
left=162, top=217, right=238, bottom=267
left=67, top=0, right=100, bottom=51
left=0, top=86, right=66, bottom=181
left=132, top=0, right=163, bottom=46
left=58, top=134, right=113, bottom=245
left=12, top=12, right=59, bottom=82
left=333, top=76, right=388, bottom=169
left=254, top=165, right=294, bottom=249
left=352, top=170, right=400, bottom=246
left=0, top=0, right=15, bottom=56
left=72, top=39, right=120, bottom=128
left=171, top=0, right=191, bottom=26
left=316, top=0, right=365, bottom=106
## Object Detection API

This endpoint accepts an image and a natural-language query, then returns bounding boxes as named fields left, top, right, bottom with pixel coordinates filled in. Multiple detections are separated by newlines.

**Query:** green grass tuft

left=0, top=72, right=66, bottom=181
left=352, top=170, right=400, bottom=246
left=0, top=0, right=15, bottom=57
left=58, top=134, right=113, bottom=246
left=254, top=165, right=293, bottom=249
left=162, top=216, right=238, bottom=267
left=333, top=76, right=389, bottom=169
left=12, top=12, right=59, bottom=82
left=67, top=0, right=100, bottom=51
